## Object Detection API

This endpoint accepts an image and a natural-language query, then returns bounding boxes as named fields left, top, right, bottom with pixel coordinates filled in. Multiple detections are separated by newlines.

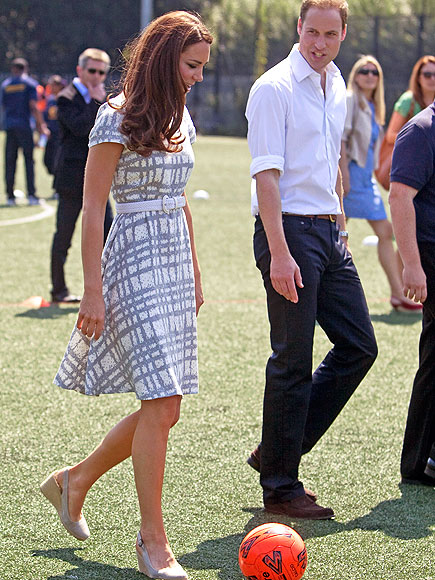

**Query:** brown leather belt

left=282, top=213, right=336, bottom=222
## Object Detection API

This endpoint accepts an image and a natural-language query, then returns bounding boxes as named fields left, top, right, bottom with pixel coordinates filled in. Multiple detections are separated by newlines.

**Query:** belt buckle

left=329, top=214, right=335, bottom=222
left=162, top=195, right=172, bottom=214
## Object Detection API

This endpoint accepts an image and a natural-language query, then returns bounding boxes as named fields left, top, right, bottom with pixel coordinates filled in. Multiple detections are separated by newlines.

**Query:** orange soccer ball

left=239, top=523, right=307, bottom=580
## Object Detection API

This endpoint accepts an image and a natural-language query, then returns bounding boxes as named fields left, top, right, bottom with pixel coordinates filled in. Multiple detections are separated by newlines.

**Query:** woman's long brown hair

left=114, top=11, right=212, bottom=157
left=409, top=55, right=435, bottom=110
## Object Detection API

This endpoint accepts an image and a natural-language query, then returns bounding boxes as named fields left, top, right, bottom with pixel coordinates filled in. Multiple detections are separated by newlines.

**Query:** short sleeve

left=183, top=106, right=196, bottom=144
left=391, top=122, right=433, bottom=191
left=89, top=102, right=127, bottom=148
left=393, top=91, right=414, bottom=118
left=245, top=80, right=287, bottom=178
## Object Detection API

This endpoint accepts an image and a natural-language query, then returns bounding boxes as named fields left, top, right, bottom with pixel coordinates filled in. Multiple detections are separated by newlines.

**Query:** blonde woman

left=340, top=55, right=421, bottom=312
left=386, top=55, right=435, bottom=145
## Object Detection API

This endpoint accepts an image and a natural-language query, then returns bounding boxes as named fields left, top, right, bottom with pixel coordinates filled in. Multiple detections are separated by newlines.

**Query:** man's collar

left=73, top=77, right=91, bottom=104
left=289, top=43, right=341, bottom=82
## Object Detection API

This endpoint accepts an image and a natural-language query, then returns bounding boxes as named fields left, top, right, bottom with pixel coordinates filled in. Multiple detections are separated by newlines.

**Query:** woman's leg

left=368, top=218, right=416, bottom=305
left=55, top=409, right=141, bottom=521
left=133, top=395, right=182, bottom=570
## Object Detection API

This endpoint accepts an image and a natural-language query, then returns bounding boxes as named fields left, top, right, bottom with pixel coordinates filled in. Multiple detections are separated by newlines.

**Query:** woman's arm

left=77, top=142, right=123, bottom=339
left=339, top=142, right=350, bottom=195
left=385, top=111, right=408, bottom=144
left=182, top=194, right=204, bottom=315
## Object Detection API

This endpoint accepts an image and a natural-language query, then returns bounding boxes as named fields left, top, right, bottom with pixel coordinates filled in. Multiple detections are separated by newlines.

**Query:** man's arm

left=256, top=169, right=303, bottom=303
left=389, top=181, right=426, bottom=303
left=335, top=167, right=349, bottom=248
left=29, top=99, right=49, bottom=136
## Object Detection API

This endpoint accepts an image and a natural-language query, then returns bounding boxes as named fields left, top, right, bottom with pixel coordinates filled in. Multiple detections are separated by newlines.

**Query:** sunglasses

left=420, top=71, right=435, bottom=79
left=86, top=68, right=106, bottom=76
left=357, top=68, right=379, bottom=76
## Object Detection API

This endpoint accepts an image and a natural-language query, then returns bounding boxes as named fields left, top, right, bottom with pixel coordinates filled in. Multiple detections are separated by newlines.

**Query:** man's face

left=77, top=58, right=107, bottom=89
left=297, top=7, right=346, bottom=74
left=11, top=65, right=25, bottom=77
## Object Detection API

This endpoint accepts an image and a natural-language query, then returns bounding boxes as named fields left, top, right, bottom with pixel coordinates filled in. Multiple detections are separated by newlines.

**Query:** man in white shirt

left=245, top=0, right=377, bottom=519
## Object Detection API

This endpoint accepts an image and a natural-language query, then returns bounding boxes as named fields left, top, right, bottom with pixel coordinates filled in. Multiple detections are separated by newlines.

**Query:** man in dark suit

left=51, top=48, right=113, bottom=303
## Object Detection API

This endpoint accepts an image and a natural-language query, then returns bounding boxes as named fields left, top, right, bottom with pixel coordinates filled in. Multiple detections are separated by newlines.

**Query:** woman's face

left=179, top=40, right=210, bottom=93
left=419, top=61, right=435, bottom=95
left=355, top=62, right=379, bottom=93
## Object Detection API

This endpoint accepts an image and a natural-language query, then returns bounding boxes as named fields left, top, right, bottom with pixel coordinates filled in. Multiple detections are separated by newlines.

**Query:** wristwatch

left=339, top=231, right=349, bottom=238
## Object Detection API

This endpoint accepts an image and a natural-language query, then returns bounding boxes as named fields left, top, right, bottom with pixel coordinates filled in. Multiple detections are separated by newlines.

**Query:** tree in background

left=1, top=0, right=434, bottom=134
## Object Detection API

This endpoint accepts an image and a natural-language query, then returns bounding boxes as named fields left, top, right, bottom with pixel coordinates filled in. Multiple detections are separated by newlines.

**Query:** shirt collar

left=289, top=43, right=341, bottom=83
left=73, top=77, right=91, bottom=104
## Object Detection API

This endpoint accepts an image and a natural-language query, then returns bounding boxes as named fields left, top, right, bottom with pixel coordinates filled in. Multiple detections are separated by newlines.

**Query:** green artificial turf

left=0, top=135, right=433, bottom=580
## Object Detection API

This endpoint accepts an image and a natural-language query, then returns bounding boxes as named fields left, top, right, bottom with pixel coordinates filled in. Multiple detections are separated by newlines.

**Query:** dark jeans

left=5, top=127, right=35, bottom=198
left=401, top=242, right=435, bottom=480
left=254, top=215, right=377, bottom=504
left=50, top=193, right=113, bottom=298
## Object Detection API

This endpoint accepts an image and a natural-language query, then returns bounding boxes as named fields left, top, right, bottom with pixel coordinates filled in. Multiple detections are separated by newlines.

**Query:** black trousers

left=401, top=242, right=435, bottom=480
left=4, top=127, right=35, bottom=198
left=50, top=193, right=113, bottom=298
left=254, top=215, right=378, bottom=503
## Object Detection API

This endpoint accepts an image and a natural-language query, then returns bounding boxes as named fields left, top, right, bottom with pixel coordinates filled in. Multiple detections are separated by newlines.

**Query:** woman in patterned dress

left=40, top=12, right=212, bottom=579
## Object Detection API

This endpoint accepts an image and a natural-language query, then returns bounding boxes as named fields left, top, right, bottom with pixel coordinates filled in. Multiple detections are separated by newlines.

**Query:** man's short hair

left=11, top=57, right=28, bottom=70
left=78, top=48, right=111, bottom=72
left=300, top=0, right=349, bottom=29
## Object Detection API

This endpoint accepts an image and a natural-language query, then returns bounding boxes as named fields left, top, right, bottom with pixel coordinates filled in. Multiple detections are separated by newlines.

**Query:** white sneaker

left=7, top=198, right=17, bottom=206
left=28, top=196, right=42, bottom=206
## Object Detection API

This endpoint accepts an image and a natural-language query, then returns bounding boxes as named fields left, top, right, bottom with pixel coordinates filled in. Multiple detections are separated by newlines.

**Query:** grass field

left=0, top=135, right=433, bottom=580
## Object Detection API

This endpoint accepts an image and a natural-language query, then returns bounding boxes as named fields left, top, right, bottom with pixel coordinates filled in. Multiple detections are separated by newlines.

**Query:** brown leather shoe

left=247, top=446, right=318, bottom=502
left=264, top=494, right=335, bottom=520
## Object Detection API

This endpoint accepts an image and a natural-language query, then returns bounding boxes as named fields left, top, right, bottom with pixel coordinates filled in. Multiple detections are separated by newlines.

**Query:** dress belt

left=282, top=212, right=336, bottom=222
left=115, top=195, right=186, bottom=214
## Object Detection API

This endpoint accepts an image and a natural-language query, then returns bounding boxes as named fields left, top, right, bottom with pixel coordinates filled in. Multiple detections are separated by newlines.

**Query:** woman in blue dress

left=340, top=55, right=421, bottom=312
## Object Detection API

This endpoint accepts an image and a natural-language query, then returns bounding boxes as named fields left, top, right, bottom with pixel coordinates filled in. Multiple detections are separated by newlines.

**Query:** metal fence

left=189, top=13, right=435, bottom=136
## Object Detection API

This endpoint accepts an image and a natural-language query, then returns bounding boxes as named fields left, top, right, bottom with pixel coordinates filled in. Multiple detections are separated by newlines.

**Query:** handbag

left=374, top=137, right=394, bottom=191
left=375, top=99, right=415, bottom=191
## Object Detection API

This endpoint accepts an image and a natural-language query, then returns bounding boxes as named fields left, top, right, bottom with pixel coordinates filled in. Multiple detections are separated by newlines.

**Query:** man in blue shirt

left=389, top=99, right=435, bottom=487
left=1, top=58, right=48, bottom=205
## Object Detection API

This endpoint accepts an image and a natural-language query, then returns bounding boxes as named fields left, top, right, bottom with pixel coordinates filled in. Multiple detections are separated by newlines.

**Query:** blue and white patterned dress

left=54, top=100, right=198, bottom=400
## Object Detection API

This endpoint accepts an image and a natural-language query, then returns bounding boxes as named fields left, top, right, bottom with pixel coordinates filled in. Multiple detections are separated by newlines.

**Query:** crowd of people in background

left=1, top=52, right=434, bottom=211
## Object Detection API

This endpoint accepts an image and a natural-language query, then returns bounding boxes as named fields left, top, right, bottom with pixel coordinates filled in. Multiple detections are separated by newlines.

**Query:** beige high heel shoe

left=40, top=468, right=90, bottom=541
left=136, top=532, right=187, bottom=579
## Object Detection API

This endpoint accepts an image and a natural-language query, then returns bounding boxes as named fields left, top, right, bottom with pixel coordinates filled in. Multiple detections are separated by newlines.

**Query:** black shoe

left=264, top=494, right=335, bottom=520
left=247, top=445, right=317, bottom=502
left=401, top=475, right=435, bottom=487
left=51, top=292, right=81, bottom=303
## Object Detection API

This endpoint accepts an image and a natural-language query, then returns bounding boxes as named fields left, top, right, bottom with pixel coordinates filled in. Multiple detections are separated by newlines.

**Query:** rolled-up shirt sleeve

left=246, top=80, right=287, bottom=178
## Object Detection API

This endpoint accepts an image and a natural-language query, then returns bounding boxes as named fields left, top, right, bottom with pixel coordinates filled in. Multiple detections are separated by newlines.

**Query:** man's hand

left=270, top=254, right=303, bottom=303
left=402, top=263, right=427, bottom=303
left=88, top=83, right=106, bottom=103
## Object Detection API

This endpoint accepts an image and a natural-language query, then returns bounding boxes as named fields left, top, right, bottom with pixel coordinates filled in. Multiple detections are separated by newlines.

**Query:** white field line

left=0, top=202, right=55, bottom=227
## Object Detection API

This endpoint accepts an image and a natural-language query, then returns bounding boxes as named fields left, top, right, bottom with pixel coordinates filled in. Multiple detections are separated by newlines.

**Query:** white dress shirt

left=246, top=44, right=347, bottom=216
